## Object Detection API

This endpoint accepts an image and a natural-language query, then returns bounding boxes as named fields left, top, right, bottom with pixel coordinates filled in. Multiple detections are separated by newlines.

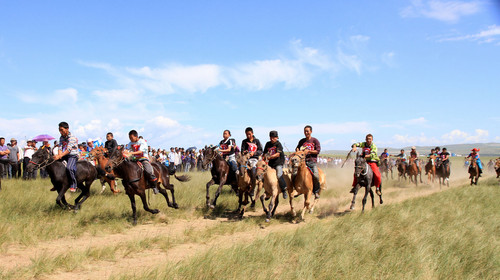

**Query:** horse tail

left=174, top=174, right=191, bottom=182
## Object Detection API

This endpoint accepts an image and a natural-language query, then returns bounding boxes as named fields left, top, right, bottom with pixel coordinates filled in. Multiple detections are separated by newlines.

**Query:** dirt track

left=0, top=168, right=489, bottom=279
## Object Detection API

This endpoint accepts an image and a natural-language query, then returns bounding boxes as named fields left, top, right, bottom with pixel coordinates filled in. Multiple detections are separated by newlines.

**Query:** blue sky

left=1, top=0, right=499, bottom=151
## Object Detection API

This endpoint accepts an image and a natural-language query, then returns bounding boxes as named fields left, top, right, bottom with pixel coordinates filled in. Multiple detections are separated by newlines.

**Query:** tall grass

left=117, top=177, right=500, bottom=280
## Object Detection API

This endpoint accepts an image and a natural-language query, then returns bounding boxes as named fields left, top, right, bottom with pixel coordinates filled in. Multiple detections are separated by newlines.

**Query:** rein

left=29, top=154, right=56, bottom=169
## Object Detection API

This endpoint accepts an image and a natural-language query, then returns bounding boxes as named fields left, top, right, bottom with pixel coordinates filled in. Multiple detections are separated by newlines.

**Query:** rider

left=219, top=130, right=238, bottom=174
left=466, top=148, right=483, bottom=176
left=393, top=149, right=408, bottom=165
left=125, top=130, right=159, bottom=194
left=241, top=127, right=263, bottom=195
left=53, top=122, right=79, bottom=192
left=296, top=125, right=321, bottom=199
left=263, top=130, right=287, bottom=199
left=104, top=132, right=118, bottom=156
left=351, top=134, right=382, bottom=196
left=410, top=146, right=420, bottom=170
left=380, top=148, right=389, bottom=160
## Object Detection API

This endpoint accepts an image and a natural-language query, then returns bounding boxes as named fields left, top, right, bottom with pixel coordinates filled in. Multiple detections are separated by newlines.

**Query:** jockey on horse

left=466, top=148, right=483, bottom=177
left=263, top=130, right=288, bottom=199
left=295, top=125, right=321, bottom=199
left=219, top=130, right=238, bottom=174
left=241, top=127, right=263, bottom=196
left=53, top=121, right=79, bottom=192
left=410, top=146, right=421, bottom=172
left=351, top=134, right=382, bottom=196
left=124, top=130, right=159, bottom=194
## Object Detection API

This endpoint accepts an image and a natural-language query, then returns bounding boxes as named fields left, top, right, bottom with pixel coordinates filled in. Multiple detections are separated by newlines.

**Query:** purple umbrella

left=32, top=134, right=56, bottom=142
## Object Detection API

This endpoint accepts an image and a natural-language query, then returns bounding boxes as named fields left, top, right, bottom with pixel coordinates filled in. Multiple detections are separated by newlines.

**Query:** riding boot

left=149, top=178, right=159, bottom=194
left=479, top=168, right=483, bottom=177
left=312, top=180, right=320, bottom=199
left=349, top=187, right=356, bottom=194
left=278, top=176, right=287, bottom=199
left=250, top=167, right=256, bottom=197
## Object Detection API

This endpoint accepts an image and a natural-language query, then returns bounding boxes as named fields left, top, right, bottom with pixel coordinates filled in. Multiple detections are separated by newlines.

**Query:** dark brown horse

left=26, top=148, right=99, bottom=211
left=495, top=158, right=500, bottom=178
left=407, top=158, right=422, bottom=186
left=468, top=158, right=479, bottom=185
left=396, top=158, right=407, bottom=181
left=379, top=157, right=393, bottom=179
left=436, top=158, right=450, bottom=188
left=89, top=147, right=120, bottom=194
left=234, top=153, right=257, bottom=219
left=105, top=147, right=190, bottom=225
left=202, top=146, right=239, bottom=210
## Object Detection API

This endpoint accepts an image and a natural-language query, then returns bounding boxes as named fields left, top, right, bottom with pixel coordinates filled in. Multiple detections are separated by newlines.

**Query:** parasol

left=32, top=134, right=56, bottom=142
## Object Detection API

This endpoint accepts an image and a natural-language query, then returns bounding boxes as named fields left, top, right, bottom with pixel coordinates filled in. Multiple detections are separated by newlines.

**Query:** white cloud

left=439, top=25, right=500, bottom=44
left=19, top=88, right=78, bottom=106
left=381, top=52, right=396, bottom=67
left=401, top=0, right=481, bottom=23
left=441, top=129, right=489, bottom=143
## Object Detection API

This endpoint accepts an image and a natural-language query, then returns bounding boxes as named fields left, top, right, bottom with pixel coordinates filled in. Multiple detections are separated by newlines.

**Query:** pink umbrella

left=32, top=134, right=56, bottom=142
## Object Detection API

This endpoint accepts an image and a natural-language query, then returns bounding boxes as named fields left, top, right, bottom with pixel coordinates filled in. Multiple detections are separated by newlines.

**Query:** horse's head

left=202, top=145, right=218, bottom=169
left=289, top=151, right=306, bottom=176
left=26, top=147, right=52, bottom=172
left=89, top=147, right=107, bottom=159
left=255, top=159, right=268, bottom=181
left=354, top=153, right=367, bottom=177
left=237, top=153, right=251, bottom=176
left=105, top=146, right=124, bottom=172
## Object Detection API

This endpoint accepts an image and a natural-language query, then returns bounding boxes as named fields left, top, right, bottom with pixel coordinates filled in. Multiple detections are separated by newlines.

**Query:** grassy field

left=0, top=157, right=498, bottom=279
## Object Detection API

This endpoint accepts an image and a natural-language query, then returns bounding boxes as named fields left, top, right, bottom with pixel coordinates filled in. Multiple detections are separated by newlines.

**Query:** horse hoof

left=173, top=203, right=179, bottom=209
left=250, top=202, right=256, bottom=208
left=151, top=209, right=160, bottom=214
left=265, top=218, right=270, bottom=223
left=132, top=220, right=137, bottom=226
left=209, top=205, right=215, bottom=209
left=168, top=203, right=174, bottom=208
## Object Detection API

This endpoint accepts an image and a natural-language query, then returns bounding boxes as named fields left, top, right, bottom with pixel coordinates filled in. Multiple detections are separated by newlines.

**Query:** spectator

left=23, top=139, right=37, bottom=180
left=0, top=137, right=11, bottom=178
left=39, top=141, right=51, bottom=178
left=8, top=138, right=20, bottom=178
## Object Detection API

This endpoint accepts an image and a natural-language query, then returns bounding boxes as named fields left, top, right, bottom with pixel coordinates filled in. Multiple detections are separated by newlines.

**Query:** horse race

left=1, top=1, right=499, bottom=279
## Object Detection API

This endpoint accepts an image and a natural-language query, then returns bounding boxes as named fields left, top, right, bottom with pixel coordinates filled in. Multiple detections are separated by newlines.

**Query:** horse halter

left=29, top=150, right=55, bottom=169
left=107, top=152, right=126, bottom=170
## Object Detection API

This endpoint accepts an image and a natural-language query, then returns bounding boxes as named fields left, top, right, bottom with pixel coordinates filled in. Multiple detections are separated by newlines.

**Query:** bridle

left=29, top=150, right=56, bottom=169
left=106, top=152, right=127, bottom=171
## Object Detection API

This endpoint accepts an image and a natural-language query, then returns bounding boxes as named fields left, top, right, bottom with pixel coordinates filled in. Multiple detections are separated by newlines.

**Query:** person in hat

left=466, top=148, right=483, bottom=176
left=54, top=121, right=79, bottom=192
left=263, top=130, right=287, bottom=199
left=351, top=134, right=382, bottom=196
left=7, top=138, right=20, bottom=178
left=410, top=146, right=421, bottom=171
left=296, top=125, right=322, bottom=199
left=23, top=139, right=37, bottom=180
left=241, top=127, right=263, bottom=195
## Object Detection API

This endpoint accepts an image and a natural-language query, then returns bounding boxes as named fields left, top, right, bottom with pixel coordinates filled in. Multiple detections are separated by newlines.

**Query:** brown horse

left=436, top=158, right=450, bottom=188
left=105, top=147, right=190, bottom=225
left=379, top=157, right=393, bottom=180
left=396, top=158, right=407, bottom=181
left=234, top=153, right=257, bottom=218
left=468, top=158, right=479, bottom=185
left=288, top=151, right=326, bottom=220
left=89, top=147, right=120, bottom=194
left=407, top=158, right=422, bottom=186
left=495, top=158, right=500, bottom=178
left=425, top=155, right=436, bottom=184
left=202, top=146, right=239, bottom=210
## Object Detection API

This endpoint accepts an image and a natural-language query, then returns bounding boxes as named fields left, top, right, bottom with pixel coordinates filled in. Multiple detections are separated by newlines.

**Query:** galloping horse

left=396, top=158, right=407, bottom=181
left=27, top=148, right=99, bottom=211
left=349, top=154, right=383, bottom=212
left=234, top=153, right=257, bottom=219
left=89, top=147, right=120, bottom=194
left=379, top=157, right=393, bottom=180
left=436, top=158, right=450, bottom=188
left=425, top=155, right=436, bottom=184
left=202, top=146, right=239, bottom=210
left=105, top=147, right=190, bottom=225
left=495, top=158, right=500, bottom=178
left=288, top=151, right=326, bottom=220
left=468, top=157, right=479, bottom=185
left=407, top=158, right=422, bottom=186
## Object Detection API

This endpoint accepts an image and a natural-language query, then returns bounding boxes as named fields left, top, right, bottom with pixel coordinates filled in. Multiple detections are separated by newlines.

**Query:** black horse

left=436, top=158, right=450, bottom=188
left=26, top=148, right=98, bottom=211
left=349, top=154, right=383, bottom=212
left=202, top=145, right=239, bottom=209
left=105, top=147, right=190, bottom=225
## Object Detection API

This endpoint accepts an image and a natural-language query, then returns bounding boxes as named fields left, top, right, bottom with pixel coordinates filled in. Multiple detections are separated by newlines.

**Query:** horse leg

left=265, top=195, right=275, bottom=222
left=138, top=191, right=160, bottom=215
left=300, top=192, right=311, bottom=220
left=369, top=188, right=375, bottom=209
left=361, top=187, right=369, bottom=212
left=127, top=193, right=138, bottom=225
left=378, top=183, right=383, bottom=205
left=289, top=193, right=296, bottom=217
left=158, top=187, right=173, bottom=208
left=205, top=179, right=215, bottom=208
left=260, top=194, right=269, bottom=218
left=56, top=185, right=72, bottom=209
left=349, top=185, right=359, bottom=210
left=99, top=178, right=106, bottom=194
left=236, top=190, right=243, bottom=213
left=169, top=184, right=179, bottom=209
left=271, top=195, right=279, bottom=217
left=74, top=182, right=91, bottom=211
left=211, top=181, right=226, bottom=209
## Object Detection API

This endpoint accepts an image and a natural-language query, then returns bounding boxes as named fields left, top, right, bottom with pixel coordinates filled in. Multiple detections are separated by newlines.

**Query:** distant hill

left=323, top=143, right=500, bottom=157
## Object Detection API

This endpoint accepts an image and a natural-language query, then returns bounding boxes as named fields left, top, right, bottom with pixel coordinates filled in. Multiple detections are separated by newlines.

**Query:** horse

left=425, top=155, right=436, bottom=185
left=201, top=146, right=239, bottom=210
left=255, top=159, right=291, bottom=222
left=468, top=158, right=479, bottom=185
left=287, top=151, right=326, bottom=220
left=26, top=148, right=99, bottom=211
left=105, top=147, right=190, bottom=225
left=435, top=158, right=450, bottom=188
left=379, top=157, right=393, bottom=180
left=396, top=158, right=407, bottom=181
left=349, top=154, right=383, bottom=212
left=495, top=159, right=500, bottom=178
left=89, top=147, right=120, bottom=194
left=234, top=153, right=257, bottom=219
left=407, top=158, right=422, bottom=186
